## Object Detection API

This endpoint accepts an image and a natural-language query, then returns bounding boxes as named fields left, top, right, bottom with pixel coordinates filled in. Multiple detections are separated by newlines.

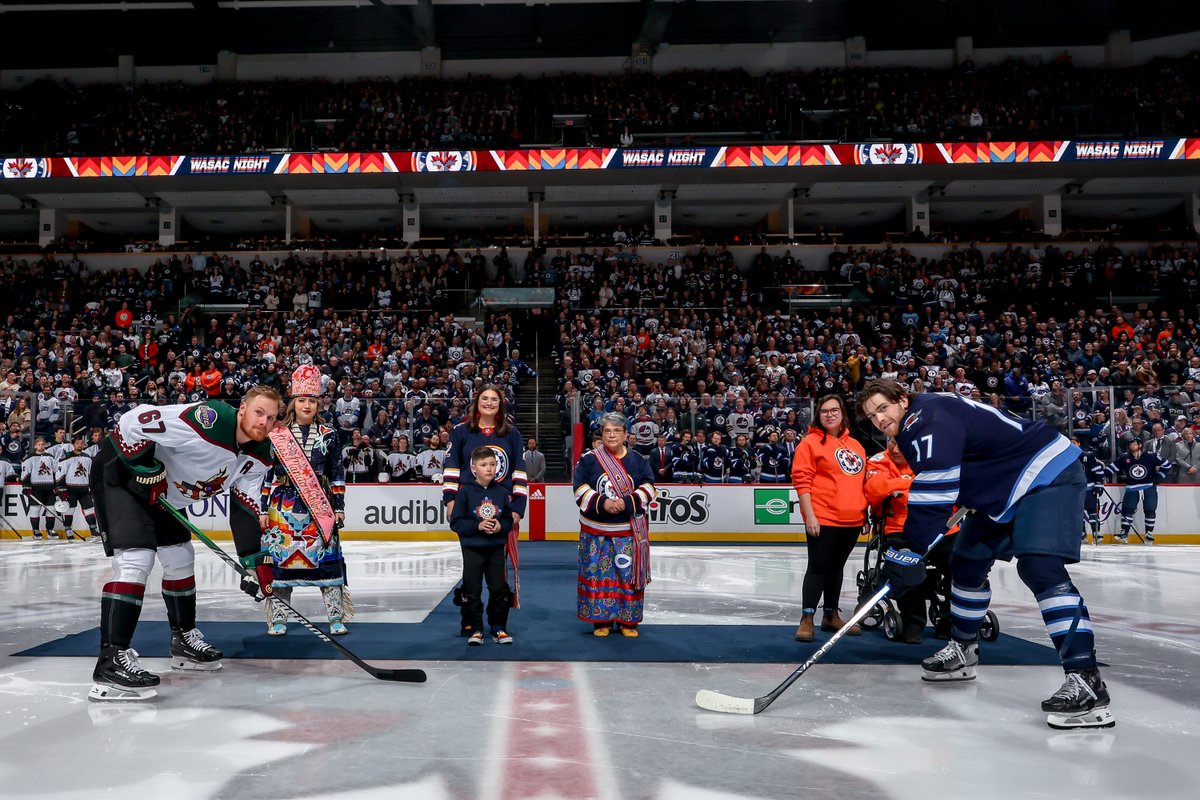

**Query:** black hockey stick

left=696, top=506, right=970, bottom=715
left=25, top=492, right=85, bottom=541
left=1100, top=486, right=1145, bottom=543
left=158, top=499, right=427, bottom=684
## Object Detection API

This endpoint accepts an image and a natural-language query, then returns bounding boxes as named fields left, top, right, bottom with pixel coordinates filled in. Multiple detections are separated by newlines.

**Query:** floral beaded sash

left=269, top=426, right=336, bottom=547
left=593, top=446, right=652, bottom=589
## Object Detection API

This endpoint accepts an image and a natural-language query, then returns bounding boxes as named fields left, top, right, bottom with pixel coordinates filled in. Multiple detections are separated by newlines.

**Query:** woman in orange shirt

left=864, top=438, right=958, bottom=643
left=790, top=393, right=867, bottom=642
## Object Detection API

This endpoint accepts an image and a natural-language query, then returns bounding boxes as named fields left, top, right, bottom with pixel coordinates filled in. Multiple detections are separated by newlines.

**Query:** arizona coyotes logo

left=174, top=467, right=230, bottom=500
left=38, top=462, right=53, bottom=476
left=835, top=448, right=865, bottom=475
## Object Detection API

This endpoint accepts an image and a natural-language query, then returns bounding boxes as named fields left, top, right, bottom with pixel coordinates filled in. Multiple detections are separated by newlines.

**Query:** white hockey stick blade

left=695, top=689, right=756, bottom=715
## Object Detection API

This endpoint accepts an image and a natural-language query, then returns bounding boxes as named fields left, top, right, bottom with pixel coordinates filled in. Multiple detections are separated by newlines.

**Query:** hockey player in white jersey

left=859, top=378, right=1114, bottom=730
left=88, top=387, right=281, bottom=701
left=55, top=436, right=101, bottom=540
left=21, top=438, right=59, bottom=540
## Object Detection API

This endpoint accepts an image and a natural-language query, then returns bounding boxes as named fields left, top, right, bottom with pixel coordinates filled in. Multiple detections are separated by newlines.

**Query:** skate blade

left=1046, top=707, right=1115, bottom=730
left=921, top=669, right=976, bottom=682
left=171, top=657, right=223, bottom=671
left=88, top=683, right=158, bottom=702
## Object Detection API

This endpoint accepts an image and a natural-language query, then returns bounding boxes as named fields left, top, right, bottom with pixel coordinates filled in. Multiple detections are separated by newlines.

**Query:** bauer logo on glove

left=880, top=546, right=927, bottom=593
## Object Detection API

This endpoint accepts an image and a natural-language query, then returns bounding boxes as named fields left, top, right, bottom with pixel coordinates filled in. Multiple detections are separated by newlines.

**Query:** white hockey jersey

left=111, top=401, right=272, bottom=514
left=21, top=454, right=57, bottom=487
left=56, top=452, right=93, bottom=488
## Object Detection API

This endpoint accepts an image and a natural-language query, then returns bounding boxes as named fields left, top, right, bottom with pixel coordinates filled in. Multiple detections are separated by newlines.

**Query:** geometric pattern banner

left=2, top=138, right=1198, bottom=180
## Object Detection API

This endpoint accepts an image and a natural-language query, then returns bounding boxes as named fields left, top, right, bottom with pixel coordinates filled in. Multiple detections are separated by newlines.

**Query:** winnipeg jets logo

left=470, top=445, right=509, bottom=481
left=854, top=143, right=921, bottom=165
left=413, top=151, right=475, bottom=172
left=1130, top=464, right=1148, bottom=480
left=835, top=448, right=865, bottom=475
left=595, top=474, right=619, bottom=500
left=2, top=158, right=50, bottom=178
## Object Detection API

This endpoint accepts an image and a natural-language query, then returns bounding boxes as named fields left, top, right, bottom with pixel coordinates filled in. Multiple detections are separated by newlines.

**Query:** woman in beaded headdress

left=259, top=364, right=351, bottom=636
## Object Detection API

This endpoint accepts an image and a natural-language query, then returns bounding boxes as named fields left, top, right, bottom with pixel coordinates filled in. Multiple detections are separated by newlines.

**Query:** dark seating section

left=2, top=52, right=1198, bottom=155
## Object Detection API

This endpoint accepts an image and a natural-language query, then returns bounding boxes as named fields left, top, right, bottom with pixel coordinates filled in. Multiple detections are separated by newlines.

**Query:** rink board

left=4, top=483, right=1199, bottom=543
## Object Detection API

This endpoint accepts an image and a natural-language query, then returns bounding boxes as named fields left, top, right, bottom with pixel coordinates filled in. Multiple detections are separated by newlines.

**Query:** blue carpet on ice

left=16, top=542, right=1060, bottom=665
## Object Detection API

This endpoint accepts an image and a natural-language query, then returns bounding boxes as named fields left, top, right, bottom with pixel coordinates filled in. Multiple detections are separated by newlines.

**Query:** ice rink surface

left=1, top=539, right=1197, bottom=800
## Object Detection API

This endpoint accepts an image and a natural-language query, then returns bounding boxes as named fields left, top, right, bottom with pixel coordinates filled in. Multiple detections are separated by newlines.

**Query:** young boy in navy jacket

left=449, top=446, right=515, bottom=644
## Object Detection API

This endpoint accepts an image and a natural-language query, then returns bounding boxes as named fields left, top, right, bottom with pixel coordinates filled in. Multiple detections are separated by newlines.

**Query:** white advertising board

left=4, top=483, right=1197, bottom=543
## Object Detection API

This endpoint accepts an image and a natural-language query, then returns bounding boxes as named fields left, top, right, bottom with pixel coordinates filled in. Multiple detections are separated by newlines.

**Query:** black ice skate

left=1043, top=668, right=1115, bottom=730
left=921, top=640, right=978, bottom=681
left=89, top=646, right=160, bottom=701
left=170, top=627, right=223, bottom=671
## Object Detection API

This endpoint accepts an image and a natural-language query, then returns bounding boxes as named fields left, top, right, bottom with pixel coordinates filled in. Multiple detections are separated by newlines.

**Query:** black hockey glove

left=878, top=547, right=927, bottom=596
left=238, top=553, right=275, bottom=601
left=127, top=460, right=167, bottom=507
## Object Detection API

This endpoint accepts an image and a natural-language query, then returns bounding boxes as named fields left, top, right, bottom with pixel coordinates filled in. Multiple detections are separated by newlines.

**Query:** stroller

left=856, top=501, right=999, bottom=642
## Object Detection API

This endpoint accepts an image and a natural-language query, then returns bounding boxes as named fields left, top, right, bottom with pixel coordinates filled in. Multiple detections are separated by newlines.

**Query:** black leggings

left=801, top=524, right=861, bottom=612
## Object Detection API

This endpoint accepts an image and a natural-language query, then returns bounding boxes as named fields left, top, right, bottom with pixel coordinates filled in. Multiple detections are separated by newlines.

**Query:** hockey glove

left=127, top=460, right=167, bottom=507
left=21, top=484, right=33, bottom=497
left=238, top=553, right=275, bottom=601
left=878, top=547, right=927, bottom=596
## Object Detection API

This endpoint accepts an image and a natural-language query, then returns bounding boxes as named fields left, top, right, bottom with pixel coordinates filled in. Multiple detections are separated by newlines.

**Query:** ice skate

left=329, top=620, right=348, bottom=636
left=1043, top=669, right=1115, bottom=730
left=170, top=627, right=223, bottom=671
left=1143, top=533, right=1154, bottom=545
left=1114, top=532, right=1128, bottom=544
left=921, top=639, right=978, bottom=681
left=89, top=646, right=160, bottom=701
left=268, top=621, right=287, bottom=636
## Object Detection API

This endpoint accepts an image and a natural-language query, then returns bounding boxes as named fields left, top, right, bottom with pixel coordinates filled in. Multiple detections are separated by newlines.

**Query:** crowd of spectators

left=551, top=239, right=1200, bottom=483
left=3, top=233, right=1200, bottom=487
left=2, top=52, right=1198, bottom=156
left=0, top=247, right=542, bottom=483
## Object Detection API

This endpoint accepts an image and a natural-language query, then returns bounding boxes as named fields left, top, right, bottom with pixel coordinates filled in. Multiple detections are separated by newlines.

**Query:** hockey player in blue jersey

left=1106, top=439, right=1171, bottom=544
left=859, top=379, right=1114, bottom=730
left=1071, top=436, right=1106, bottom=546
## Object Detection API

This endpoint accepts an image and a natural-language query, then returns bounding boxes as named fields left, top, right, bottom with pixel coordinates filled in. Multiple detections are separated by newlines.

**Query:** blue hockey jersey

left=897, top=393, right=1080, bottom=548
left=1105, top=451, right=1171, bottom=491
left=1079, top=450, right=1106, bottom=488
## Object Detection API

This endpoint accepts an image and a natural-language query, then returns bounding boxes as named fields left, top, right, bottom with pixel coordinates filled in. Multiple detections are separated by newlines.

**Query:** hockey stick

left=696, top=506, right=970, bottom=715
left=157, top=498, right=427, bottom=684
left=1100, top=486, right=1145, bottom=543
left=24, top=491, right=85, bottom=541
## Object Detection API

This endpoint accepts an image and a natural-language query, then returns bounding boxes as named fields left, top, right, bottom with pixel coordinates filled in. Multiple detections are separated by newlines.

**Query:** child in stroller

left=858, top=439, right=998, bottom=644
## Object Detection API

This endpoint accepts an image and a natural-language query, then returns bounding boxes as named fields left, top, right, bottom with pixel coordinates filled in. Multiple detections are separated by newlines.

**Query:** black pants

left=801, top=524, right=861, bottom=612
left=896, top=535, right=954, bottom=633
left=460, top=544, right=511, bottom=632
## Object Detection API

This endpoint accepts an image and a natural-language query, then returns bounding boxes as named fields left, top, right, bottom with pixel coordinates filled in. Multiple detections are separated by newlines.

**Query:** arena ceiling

left=0, top=1, right=1188, bottom=66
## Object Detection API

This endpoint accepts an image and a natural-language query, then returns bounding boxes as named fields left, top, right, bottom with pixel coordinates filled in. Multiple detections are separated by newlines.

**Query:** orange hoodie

left=790, top=426, right=867, bottom=527
left=865, top=451, right=914, bottom=534
left=865, top=450, right=960, bottom=537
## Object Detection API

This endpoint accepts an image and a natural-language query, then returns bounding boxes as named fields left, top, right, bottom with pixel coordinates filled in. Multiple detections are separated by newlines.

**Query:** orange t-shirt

left=790, top=426, right=867, bottom=527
